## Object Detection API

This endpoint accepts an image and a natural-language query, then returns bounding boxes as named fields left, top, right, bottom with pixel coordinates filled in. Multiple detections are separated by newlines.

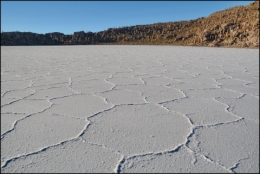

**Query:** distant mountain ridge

left=1, top=1, right=259, bottom=48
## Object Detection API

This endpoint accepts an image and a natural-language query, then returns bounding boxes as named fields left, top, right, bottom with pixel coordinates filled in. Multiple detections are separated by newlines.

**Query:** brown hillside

left=95, top=1, right=259, bottom=48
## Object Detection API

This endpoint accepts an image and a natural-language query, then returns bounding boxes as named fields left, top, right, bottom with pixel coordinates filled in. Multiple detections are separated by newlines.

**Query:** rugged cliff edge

left=1, top=1, right=259, bottom=48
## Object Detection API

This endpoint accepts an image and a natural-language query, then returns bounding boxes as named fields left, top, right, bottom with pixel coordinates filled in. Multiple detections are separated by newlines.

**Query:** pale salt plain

left=1, top=45, right=259, bottom=173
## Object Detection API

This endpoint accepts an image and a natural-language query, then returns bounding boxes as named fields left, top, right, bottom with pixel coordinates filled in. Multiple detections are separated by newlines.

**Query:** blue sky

left=1, top=1, right=253, bottom=34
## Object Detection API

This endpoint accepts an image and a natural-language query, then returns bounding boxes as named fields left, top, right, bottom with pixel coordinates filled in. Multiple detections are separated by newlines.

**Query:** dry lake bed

left=1, top=45, right=259, bottom=173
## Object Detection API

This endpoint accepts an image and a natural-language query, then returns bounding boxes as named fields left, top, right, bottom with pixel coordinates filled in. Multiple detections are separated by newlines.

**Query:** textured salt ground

left=1, top=45, right=259, bottom=173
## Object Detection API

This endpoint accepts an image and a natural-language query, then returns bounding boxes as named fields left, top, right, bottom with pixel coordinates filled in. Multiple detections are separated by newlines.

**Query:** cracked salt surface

left=82, top=104, right=191, bottom=156
left=1, top=45, right=259, bottom=173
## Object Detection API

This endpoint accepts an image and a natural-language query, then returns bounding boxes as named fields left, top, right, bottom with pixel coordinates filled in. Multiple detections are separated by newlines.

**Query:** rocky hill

left=1, top=1, right=259, bottom=48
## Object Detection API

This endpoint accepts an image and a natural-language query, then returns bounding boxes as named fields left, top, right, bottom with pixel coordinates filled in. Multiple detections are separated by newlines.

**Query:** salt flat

left=1, top=45, right=259, bottom=173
